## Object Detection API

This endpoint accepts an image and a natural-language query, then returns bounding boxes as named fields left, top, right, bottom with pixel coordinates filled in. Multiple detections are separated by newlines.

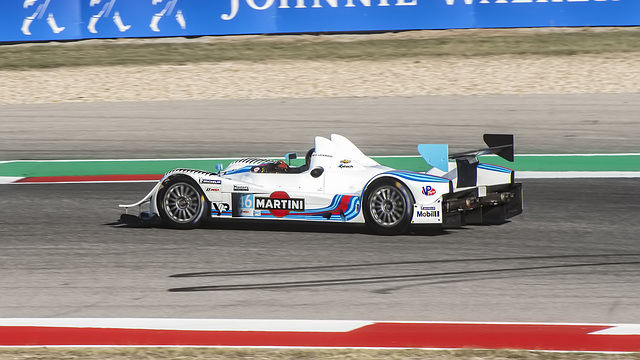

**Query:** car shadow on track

left=107, top=217, right=450, bottom=236
left=201, top=219, right=450, bottom=236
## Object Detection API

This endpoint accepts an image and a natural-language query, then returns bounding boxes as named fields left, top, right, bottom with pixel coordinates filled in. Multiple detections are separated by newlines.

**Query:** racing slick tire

left=363, top=178, right=414, bottom=235
left=157, top=176, right=208, bottom=230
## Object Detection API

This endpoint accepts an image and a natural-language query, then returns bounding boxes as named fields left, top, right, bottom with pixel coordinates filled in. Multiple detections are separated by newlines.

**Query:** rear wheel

left=363, top=179, right=414, bottom=235
left=157, top=176, right=207, bottom=229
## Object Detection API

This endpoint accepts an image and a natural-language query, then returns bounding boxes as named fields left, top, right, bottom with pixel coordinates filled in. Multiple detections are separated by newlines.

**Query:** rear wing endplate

left=418, top=134, right=514, bottom=172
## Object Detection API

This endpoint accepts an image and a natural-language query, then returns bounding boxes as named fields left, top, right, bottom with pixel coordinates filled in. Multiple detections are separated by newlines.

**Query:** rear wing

left=449, top=134, right=514, bottom=163
left=418, top=134, right=515, bottom=187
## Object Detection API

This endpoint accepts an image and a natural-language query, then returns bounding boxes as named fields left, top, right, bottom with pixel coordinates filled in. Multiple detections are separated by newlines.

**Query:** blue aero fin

left=417, top=144, right=449, bottom=172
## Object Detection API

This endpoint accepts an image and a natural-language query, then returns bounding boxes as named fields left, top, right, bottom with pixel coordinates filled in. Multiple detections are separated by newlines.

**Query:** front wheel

left=157, top=176, right=207, bottom=229
left=363, top=179, right=414, bottom=235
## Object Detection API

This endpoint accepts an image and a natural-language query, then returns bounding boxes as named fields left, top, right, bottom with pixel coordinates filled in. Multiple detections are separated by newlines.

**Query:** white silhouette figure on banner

left=150, top=0, right=186, bottom=32
left=22, top=0, right=65, bottom=35
left=88, top=0, right=131, bottom=34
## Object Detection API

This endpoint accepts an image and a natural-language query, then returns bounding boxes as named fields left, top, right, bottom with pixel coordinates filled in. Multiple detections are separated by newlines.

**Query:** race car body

left=119, top=134, right=522, bottom=235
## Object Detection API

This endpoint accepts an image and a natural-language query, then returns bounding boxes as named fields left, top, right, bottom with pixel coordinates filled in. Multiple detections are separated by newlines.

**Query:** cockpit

left=223, top=134, right=379, bottom=177
left=248, top=148, right=315, bottom=174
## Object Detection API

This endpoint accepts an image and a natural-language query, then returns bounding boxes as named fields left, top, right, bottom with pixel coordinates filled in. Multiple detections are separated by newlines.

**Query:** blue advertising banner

left=1, top=0, right=639, bottom=43
left=0, top=0, right=82, bottom=41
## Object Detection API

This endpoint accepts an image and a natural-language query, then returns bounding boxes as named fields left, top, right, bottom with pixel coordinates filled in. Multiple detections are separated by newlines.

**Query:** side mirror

left=216, top=163, right=224, bottom=173
left=285, top=152, right=297, bottom=165
left=310, top=167, right=324, bottom=178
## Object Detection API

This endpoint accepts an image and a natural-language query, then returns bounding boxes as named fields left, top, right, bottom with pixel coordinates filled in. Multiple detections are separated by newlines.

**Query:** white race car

left=119, top=134, right=522, bottom=235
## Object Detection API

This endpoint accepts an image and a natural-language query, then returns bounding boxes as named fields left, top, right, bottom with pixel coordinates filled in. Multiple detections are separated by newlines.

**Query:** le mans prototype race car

left=120, top=134, right=522, bottom=235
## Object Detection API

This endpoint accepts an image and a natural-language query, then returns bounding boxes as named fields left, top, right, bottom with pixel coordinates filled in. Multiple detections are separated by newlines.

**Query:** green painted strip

left=479, top=155, right=640, bottom=172
left=374, top=157, right=431, bottom=172
left=0, top=160, right=233, bottom=178
left=0, top=154, right=638, bottom=178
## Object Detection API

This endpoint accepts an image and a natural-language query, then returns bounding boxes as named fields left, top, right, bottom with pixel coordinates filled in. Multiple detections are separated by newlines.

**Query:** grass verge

left=0, top=27, right=639, bottom=70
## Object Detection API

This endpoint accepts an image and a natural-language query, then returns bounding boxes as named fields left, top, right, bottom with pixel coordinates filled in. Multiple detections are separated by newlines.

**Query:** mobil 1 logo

left=416, top=206, right=440, bottom=218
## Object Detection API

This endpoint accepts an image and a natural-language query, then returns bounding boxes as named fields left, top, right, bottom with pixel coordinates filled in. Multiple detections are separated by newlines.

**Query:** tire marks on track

left=168, top=254, right=640, bottom=292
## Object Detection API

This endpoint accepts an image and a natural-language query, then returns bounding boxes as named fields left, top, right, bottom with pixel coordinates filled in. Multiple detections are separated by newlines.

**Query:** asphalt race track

left=1, top=94, right=639, bottom=324
left=1, top=180, right=640, bottom=323
left=1, top=94, right=639, bottom=160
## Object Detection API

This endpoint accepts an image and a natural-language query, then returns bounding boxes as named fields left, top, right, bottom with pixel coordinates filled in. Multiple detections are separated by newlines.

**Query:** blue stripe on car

left=385, top=171, right=450, bottom=183
left=224, top=166, right=253, bottom=175
left=257, top=195, right=361, bottom=221
left=478, top=163, right=512, bottom=173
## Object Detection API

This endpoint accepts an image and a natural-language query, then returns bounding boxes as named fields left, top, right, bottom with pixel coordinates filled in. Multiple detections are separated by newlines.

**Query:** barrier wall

left=1, top=0, right=639, bottom=43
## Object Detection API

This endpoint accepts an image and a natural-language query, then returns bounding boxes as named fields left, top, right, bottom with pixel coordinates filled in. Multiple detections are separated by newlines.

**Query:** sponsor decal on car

left=422, top=185, right=436, bottom=196
left=312, top=153, right=333, bottom=158
left=234, top=185, right=249, bottom=191
left=212, top=202, right=231, bottom=216
left=421, top=206, right=436, bottom=210
left=205, top=187, right=221, bottom=192
left=200, top=179, right=222, bottom=185
left=339, top=159, right=353, bottom=169
left=416, top=210, right=440, bottom=218
left=255, top=191, right=305, bottom=218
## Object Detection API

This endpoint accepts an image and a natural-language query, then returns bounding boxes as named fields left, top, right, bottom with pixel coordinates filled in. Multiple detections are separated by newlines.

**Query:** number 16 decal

left=241, top=194, right=254, bottom=209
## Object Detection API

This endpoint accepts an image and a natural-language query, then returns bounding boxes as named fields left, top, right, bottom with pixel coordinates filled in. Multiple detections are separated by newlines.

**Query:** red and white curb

left=0, top=175, right=162, bottom=184
left=1, top=319, right=640, bottom=352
